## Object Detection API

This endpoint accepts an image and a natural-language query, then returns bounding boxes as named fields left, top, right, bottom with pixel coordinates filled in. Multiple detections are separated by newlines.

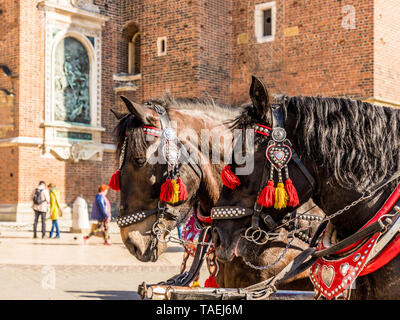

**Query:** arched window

left=128, top=32, right=141, bottom=75
left=123, top=22, right=141, bottom=75
left=54, top=36, right=90, bottom=124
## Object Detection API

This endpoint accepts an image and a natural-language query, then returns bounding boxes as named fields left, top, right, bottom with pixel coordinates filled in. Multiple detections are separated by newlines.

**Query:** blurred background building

left=0, top=0, right=399, bottom=222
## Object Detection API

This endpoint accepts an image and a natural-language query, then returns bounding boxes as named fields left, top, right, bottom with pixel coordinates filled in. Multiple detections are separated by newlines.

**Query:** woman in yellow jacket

left=48, top=183, right=61, bottom=238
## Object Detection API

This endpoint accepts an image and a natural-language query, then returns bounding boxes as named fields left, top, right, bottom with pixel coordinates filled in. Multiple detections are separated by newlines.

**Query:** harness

left=211, top=99, right=316, bottom=246
left=209, top=99, right=400, bottom=300
left=115, top=103, right=204, bottom=261
left=310, top=184, right=400, bottom=299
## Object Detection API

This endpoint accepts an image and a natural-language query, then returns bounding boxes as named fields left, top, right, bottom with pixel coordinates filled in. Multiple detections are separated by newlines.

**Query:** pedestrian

left=84, top=184, right=112, bottom=245
left=48, top=183, right=61, bottom=239
left=32, top=181, right=50, bottom=239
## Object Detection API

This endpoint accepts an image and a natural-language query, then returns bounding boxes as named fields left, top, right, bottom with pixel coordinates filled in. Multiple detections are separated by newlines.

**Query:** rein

left=237, top=172, right=400, bottom=300
left=209, top=98, right=400, bottom=299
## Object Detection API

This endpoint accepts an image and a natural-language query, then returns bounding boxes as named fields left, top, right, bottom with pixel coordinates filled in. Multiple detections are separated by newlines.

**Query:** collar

left=310, top=183, right=400, bottom=300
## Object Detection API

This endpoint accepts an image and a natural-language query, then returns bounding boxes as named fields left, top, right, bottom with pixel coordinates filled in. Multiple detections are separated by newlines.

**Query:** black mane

left=290, top=96, right=400, bottom=191
left=231, top=95, right=400, bottom=191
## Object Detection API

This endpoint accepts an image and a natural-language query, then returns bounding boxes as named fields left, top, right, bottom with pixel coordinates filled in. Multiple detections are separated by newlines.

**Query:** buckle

left=254, top=202, right=263, bottom=213
left=262, top=214, right=277, bottom=231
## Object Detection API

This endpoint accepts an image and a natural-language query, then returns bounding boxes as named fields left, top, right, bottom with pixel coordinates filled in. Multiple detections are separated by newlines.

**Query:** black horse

left=212, top=76, right=400, bottom=299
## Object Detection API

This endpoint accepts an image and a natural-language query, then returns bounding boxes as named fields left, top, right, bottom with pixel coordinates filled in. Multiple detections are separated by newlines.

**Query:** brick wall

left=0, top=0, right=19, bottom=205
left=1, top=1, right=121, bottom=216
left=1, top=0, right=399, bottom=220
left=196, top=0, right=233, bottom=104
left=0, top=147, right=18, bottom=205
left=230, top=0, right=374, bottom=104
left=374, top=0, right=400, bottom=104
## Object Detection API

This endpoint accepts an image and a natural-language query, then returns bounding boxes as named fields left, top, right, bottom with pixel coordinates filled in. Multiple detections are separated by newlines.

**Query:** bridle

left=115, top=103, right=203, bottom=259
left=211, top=98, right=317, bottom=246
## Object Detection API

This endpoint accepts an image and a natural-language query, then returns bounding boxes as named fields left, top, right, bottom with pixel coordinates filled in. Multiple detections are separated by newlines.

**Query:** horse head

left=112, top=95, right=240, bottom=262
left=211, top=76, right=317, bottom=264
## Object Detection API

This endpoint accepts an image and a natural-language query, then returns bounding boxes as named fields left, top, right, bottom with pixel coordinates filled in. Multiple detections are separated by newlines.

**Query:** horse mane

left=230, top=95, right=400, bottom=191
left=114, top=95, right=243, bottom=157
left=289, top=96, right=400, bottom=191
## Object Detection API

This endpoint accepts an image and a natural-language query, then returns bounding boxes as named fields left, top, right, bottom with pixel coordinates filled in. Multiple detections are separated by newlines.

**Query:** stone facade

left=0, top=0, right=399, bottom=221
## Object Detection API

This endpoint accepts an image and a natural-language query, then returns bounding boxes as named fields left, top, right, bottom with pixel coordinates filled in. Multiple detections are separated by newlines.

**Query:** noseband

left=116, top=103, right=202, bottom=231
left=211, top=99, right=317, bottom=244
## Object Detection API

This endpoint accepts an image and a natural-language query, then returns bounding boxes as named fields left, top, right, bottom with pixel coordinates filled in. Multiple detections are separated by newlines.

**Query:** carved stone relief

left=40, top=0, right=108, bottom=162
left=54, top=37, right=90, bottom=124
left=70, top=0, right=99, bottom=13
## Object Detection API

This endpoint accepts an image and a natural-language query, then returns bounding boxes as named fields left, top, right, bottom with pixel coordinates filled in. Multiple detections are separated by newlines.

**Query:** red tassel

left=204, top=275, right=219, bottom=288
left=177, top=178, right=188, bottom=201
left=160, top=179, right=173, bottom=202
left=285, top=179, right=300, bottom=207
left=109, top=170, right=121, bottom=191
left=221, top=165, right=241, bottom=189
left=257, top=180, right=275, bottom=207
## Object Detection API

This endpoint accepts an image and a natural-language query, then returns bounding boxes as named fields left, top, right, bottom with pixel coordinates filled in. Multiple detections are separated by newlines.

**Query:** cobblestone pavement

left=0, top=222, right=208, bottom=300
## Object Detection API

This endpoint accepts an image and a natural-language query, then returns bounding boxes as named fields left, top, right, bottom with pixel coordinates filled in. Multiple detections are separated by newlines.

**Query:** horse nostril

left=211, top=227, right=221, bottom=248
left=133, top=157, right=146, bottom=167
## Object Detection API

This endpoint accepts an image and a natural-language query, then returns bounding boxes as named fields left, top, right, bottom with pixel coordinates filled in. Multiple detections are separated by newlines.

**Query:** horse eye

left=133, top=157, right=146, bottom=167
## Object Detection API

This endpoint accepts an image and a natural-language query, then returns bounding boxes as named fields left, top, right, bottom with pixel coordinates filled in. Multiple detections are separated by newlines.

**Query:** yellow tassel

left=170, top=179, right=179, bottom=204
left=191, top=281, right=200, bottom=288
left=274, top=182, right=288, bottom=209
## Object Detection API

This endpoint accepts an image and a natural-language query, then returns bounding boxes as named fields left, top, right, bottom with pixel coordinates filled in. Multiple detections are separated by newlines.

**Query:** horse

left=111, top=94, right=318, bottom=290
left=212, top=76, right=400, bottom=299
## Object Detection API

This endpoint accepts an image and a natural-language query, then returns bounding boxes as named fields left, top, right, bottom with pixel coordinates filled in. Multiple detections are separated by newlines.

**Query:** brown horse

left=112, top=94, right=317, bottom=289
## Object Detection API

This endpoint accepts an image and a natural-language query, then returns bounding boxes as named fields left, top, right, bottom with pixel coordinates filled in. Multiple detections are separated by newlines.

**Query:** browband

left=142, top=105, right=203, bottom=180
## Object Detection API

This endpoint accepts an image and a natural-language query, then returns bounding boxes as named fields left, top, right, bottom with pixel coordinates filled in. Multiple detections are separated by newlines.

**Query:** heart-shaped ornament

left=266, top=143, right=292, bottom=170
left=321, top=265, right=335, bottom=288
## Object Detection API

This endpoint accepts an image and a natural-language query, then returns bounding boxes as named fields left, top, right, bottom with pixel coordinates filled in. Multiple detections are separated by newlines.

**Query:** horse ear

left=110, top=108, right=127, bottom=120
left=120, top=96, right=157, bottom=125
left=249, top=76, right=271, bottom=120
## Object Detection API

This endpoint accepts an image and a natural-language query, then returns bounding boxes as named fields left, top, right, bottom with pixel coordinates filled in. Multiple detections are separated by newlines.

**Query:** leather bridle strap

left=153, top=104, right=202, bottom=180
left=271, top=102, right=316, bottom=192
left=117, top=103, right=203, bottom=229
left=291, top=149, right=316, bottom=194
left=117, top=208, right=158, bottom=228
left=211, top=100, right=316, bottom=230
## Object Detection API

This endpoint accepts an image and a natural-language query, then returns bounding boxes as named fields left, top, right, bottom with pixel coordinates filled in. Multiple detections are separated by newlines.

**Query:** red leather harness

left=310, top=184, right=400, bottom=299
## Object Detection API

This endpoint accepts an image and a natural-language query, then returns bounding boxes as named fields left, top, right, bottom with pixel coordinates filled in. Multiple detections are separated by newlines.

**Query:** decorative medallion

left=162, top=128, right=177, bottom=141
left=310, top=230, right=379, bottom=300
left=266, top=142, right=292, bottom=170
left=321, top=265, right=335, bottom=288
left=162, top=143, right=181, bottom=165
left=271, top=127, right=287, bottom=142
left=340, top=263, right=350, bottom=276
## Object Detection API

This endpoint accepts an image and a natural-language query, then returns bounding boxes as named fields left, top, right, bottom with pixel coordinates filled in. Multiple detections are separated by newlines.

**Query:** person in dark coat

left=32, top=181, right=50, bottom=239
left=83, top=184, right=111, bottom=245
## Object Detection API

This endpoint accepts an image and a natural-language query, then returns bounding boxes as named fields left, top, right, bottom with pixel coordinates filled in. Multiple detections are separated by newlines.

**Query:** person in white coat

left=32, top=181, right=50, bottom=238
